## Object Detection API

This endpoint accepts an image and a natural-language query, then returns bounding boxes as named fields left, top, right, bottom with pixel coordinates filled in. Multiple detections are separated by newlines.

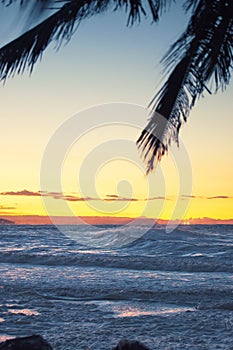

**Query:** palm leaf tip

left=137, top=134, right=167, bottom=174
left=137, top=102, right=189, bottom=174
left=137, top=59, right=191, bottom=174
left=137, top=111, right=170, bottom=174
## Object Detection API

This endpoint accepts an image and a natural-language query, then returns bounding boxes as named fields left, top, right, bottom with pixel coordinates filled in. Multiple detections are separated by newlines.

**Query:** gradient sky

left=0, top=2, right=233, bottom=221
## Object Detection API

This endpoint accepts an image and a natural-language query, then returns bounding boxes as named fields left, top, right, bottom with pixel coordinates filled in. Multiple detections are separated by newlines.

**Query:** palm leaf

left=0, top=0, right=112, bottom=80
left=137, top=0, right=233, bottom=173
left=0, top=0, right=174, bottom=80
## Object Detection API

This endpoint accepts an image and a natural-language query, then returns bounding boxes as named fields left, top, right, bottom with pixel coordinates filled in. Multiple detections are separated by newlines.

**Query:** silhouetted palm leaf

left=137, top=0, right=233, bottom=173
left=0, top=0, right=173, bottom=79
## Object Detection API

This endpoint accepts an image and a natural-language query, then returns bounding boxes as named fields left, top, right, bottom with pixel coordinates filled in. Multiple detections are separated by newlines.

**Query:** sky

left=0, top=2, right=233, bottom=223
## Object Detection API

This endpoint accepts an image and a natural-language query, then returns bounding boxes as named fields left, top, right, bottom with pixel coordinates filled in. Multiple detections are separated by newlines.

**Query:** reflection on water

left=88, top=300, right=194, bottom=318
left=116, top=306, right=193, bottom=317
left=0, top=335, right=14, bottom=342
left=0, top=318, right=4, bottom=323
left=8, top=309, right=40, bottom=316
left=117, top=308, right=156, bottom=317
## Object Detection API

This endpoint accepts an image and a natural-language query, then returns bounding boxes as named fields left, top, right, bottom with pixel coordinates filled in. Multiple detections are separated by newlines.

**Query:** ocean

left=0, top=224, right=233, bottom=349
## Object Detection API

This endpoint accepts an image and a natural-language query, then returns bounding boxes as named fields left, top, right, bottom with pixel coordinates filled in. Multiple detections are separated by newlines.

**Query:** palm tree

left=0, top=0, right=232, bottom=173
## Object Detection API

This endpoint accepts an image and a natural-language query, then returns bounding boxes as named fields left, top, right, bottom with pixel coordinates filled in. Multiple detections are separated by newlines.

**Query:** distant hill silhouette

left=0, top=218, right=15, bottom=225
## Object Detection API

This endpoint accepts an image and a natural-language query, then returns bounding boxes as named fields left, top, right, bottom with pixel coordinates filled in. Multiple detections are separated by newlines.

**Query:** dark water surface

left=0, top=224, right=233, bottom=349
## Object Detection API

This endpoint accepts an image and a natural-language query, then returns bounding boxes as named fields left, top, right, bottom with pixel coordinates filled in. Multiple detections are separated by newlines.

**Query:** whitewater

left=0, top=224, right=233, bottom=349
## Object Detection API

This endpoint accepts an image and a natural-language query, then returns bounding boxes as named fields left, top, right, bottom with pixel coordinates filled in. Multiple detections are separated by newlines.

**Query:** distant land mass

left=0, top=217, right=15, bottom=225
left=1, top=216, right=233, bottom=225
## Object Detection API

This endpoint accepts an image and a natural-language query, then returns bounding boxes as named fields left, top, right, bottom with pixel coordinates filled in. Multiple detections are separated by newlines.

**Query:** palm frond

left=0, top=0, right=174, bottom=80
left=1, top=0, right=175, bottom=23
left=1, top=1, right=66, bottom=30
left=137, top=56, right=194, bottom=173
left=193, top=2, right=233, bottom=91
left=0, top=0, right=111, bottom=80
left=167, top=0, right=233, bottom=90
left=137, top=0, right=233, bottom=173
left=184, top=0, right=200, bottom=12
left=1, top=0, right=57, bottom=11
left=1, top=0, right=58, bottom=6
left=144, top=0, right=174, bottom=22
left=106, top=0, right=175, bottom=26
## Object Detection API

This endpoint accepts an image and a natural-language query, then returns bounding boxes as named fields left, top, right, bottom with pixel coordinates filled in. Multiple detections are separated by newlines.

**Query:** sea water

left=0, top=224, right=233, bottom=349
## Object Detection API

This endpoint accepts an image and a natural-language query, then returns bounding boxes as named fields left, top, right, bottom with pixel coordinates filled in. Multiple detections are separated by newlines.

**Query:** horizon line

left=1, top=215, right=233, bottom=225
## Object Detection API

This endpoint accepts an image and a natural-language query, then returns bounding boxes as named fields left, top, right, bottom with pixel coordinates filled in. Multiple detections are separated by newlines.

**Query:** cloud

left=1, top=190, right=40, bottom=197
left=60, top=195, right=100, bottom=202
left=105, top=194, right=169, bottom=201
left=206, top=195, right=231, bottom=199
left=0, top=189, right=167, bottom=203
left=0, top=190, right=84, bottom=201
left=180, top=195, right=203, bottom=199
left=104, top=194, right=139, bottom=202
left=2, top=190, right=231, bottom=203
left=147, top=196, right=168, bottom=201
left=180, top=194, right=232, bottom=200
left=0, top=189, right=134, bottom=202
